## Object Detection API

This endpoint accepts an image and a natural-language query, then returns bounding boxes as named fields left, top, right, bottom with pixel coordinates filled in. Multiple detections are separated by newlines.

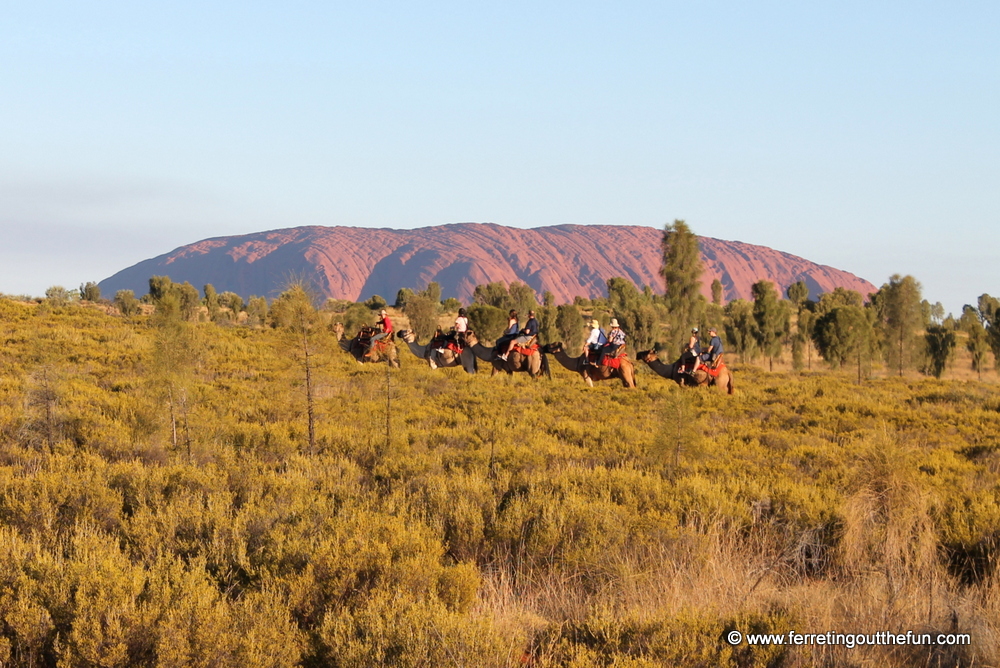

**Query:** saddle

left=512, top=335, right=539, bottom=357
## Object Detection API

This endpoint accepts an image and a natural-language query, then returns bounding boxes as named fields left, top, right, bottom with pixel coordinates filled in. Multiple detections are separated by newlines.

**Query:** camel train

left=342, top=320, right=733, bottom=394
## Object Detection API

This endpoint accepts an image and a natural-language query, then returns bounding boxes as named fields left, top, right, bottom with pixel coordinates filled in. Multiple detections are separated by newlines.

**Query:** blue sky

left=1, top=2, right=996, bottom=313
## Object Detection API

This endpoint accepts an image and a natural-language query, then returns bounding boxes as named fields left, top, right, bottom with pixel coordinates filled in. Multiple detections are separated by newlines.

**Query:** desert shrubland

left=0, top=297, right=997, bottom=666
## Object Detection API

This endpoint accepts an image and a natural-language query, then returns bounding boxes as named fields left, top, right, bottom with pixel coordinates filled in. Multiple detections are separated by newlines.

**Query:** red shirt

left=379, top=315, right=393, bottom=333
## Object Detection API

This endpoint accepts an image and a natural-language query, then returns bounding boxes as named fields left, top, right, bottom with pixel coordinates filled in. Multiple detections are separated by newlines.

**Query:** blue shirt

left=521, top=318, right=539, bottom=337
left=708, top=335, right=723, bottom=355
left=504, top=319, right=519, bottom=336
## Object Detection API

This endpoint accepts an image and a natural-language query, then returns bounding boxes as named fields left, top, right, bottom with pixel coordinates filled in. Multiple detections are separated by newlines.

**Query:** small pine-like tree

left=660, top=220, right=703, bottom=352
left=711, top=279, right=723, bottom=306
left=874, top=274, right=925, bottom=376
left=394, top=288, right=414, bottom=309
left=751, top=281, right=787, bottom=371
left=556, top=303, right=586, bottom=351
left=923, top=325, right=956, bottom=378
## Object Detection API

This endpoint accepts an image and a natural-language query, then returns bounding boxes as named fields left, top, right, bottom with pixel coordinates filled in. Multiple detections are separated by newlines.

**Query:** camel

left=541, top=342, right=637, bottom=388
left=397, top=329, right=477, bottom=374
left=332, top=322, right=345, bottom=340
left=635, top=349, right=734, bottom=394
left=340, top=328, right=400, bottom=368
left=464, top=331, right=548, bottom=379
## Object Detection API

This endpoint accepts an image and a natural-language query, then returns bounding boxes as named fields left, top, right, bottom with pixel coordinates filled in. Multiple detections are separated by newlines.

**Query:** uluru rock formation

left=99, top=223, right=876, bottom=304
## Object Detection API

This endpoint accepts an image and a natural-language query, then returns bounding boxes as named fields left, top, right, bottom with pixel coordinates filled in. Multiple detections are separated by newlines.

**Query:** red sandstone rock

left=99, top=223, right=876, bottom=304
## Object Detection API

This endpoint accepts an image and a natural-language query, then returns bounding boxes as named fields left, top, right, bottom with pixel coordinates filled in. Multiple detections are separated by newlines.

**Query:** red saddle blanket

left=445, top=342, right=463, bottom=354
left=586, top=351, right=627, bottom=368
left=513, top=342, right=540, bottom=356
left=693, top=361, right=725, bottom=378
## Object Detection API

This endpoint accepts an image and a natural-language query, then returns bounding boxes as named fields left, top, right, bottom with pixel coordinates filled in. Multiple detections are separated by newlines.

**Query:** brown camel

left=635, top=349, right=734, bottom=394
left=541, top=342, right=637, bottom=388
left=398, top=329, right=477, bottom=374
left=340, top=328, right=400, bottom=368
left=464, top=331, right=548, bottom=378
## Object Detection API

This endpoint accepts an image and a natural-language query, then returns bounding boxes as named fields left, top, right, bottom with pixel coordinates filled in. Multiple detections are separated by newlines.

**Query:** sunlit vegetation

left=0, top=291, right=998, bottom=666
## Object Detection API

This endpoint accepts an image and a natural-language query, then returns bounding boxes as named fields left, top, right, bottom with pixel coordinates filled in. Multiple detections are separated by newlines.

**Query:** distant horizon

left=2, top=3, right=996, bottom=315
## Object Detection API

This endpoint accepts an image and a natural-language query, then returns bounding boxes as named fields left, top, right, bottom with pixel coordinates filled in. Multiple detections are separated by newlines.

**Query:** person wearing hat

left=500, top=309, right=539, bottom=361
left=702, top=326, right=724, bottom=367
left=597, top=317, right=627, bottom=367
left=585, top=318, right=608, bottom=365
left=681, top=327, right=701, bottom=373
left=369, top=308, right=394, bottom=348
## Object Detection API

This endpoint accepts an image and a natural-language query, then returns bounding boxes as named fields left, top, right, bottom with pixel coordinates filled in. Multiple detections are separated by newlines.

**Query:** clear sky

left=1, top=2, right=997, bottom=314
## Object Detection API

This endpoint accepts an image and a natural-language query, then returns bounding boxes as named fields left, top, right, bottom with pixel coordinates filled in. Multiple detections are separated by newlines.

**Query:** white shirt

left=454, top=316, right=469, bottom=332
left=586, top=327, right=604, bottom=346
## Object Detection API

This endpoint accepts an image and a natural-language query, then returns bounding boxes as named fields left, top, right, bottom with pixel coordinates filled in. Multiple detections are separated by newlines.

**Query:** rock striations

left=99, top=223, right=876, bottom=304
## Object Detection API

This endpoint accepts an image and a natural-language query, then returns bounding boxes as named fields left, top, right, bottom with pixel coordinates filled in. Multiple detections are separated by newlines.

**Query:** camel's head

left=397, top=329, right=416, bottom=343
left=541, top=342, right=563, bottom=354
left=332, top=322, right=345, bottom=339
left=464, top=331, right=479, bottom=346
left=636, top=349, right=658, bottom=363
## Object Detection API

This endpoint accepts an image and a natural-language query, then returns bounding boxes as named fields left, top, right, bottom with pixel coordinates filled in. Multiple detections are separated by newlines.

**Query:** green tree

left=959, top=308, right=989, bottom=379
left=441, top=297, right=462, bottom=312
left=176, top=282, right=201, bottom=321
left=421, top=282, right=442, bottom=304
left=977, top=294, right=999, bottom=325
left=246, top=296, right=268, bottom=327
left=44, top=286, right=72, bottom=306
left=813, top=305, right=875, bottom=381
left=555, top=304, right=585, bottom=351
left=467, top=304, right=506, bottom=341
left=79, top=281, right=101, bottom=302
left=472, top=282, right=509, bottom=308
left=114, top=289, right=141, bottom=317
left=923, top=325, right=956, bottom=378
left=219, top=292, right=245, bottom=317
left=792, top=304, right=815, bottom=372
left=203, top=284, right=220, bottom=320
left=660, top=220, right=704, bottom=352
left=724, top=299, right=758, bottom=363
left=363, top=294, right=388, bottom=310
left=751, top=281, right=787, bottom=371
left=711, top=279, right=723, bottom=305
left=786, top=281, right=809, bottom=307
left=404, top=294, right=439, bottom=341
left=507, top=282, right=538, bottom=317
left=874, top=274, right=925, bottom=376
left=394, top=288, right=414, bottom=308
left=148, top=275, right=173, bottom=302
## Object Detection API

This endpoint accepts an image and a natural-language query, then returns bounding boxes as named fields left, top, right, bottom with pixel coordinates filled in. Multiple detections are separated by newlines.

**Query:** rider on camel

left=500, top=310, right=539, bottom=361
left=597, top=318, right=626, bottom=367
left=369, top=309, right=393, bottom=349
left=452, top=308, right=469, bottom=348
left=681, top=327, right=701, bottom=373
left=585, top=319, right=607, bottom=365
left=702, top=327, right=724, bottom=367
left=495, top=310, right=519, bottom=360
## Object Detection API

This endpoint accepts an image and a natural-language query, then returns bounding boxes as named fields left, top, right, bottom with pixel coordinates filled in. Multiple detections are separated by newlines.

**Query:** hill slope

left=99, top=223, right=876, bottom=303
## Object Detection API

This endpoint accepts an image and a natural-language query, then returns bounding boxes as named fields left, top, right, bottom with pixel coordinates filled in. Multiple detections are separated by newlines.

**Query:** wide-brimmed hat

left=590, top=319, right=600, bottom=328
left=610, top=318, right=620, bottom=327
left=380, top=309, right=388, bottom=315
